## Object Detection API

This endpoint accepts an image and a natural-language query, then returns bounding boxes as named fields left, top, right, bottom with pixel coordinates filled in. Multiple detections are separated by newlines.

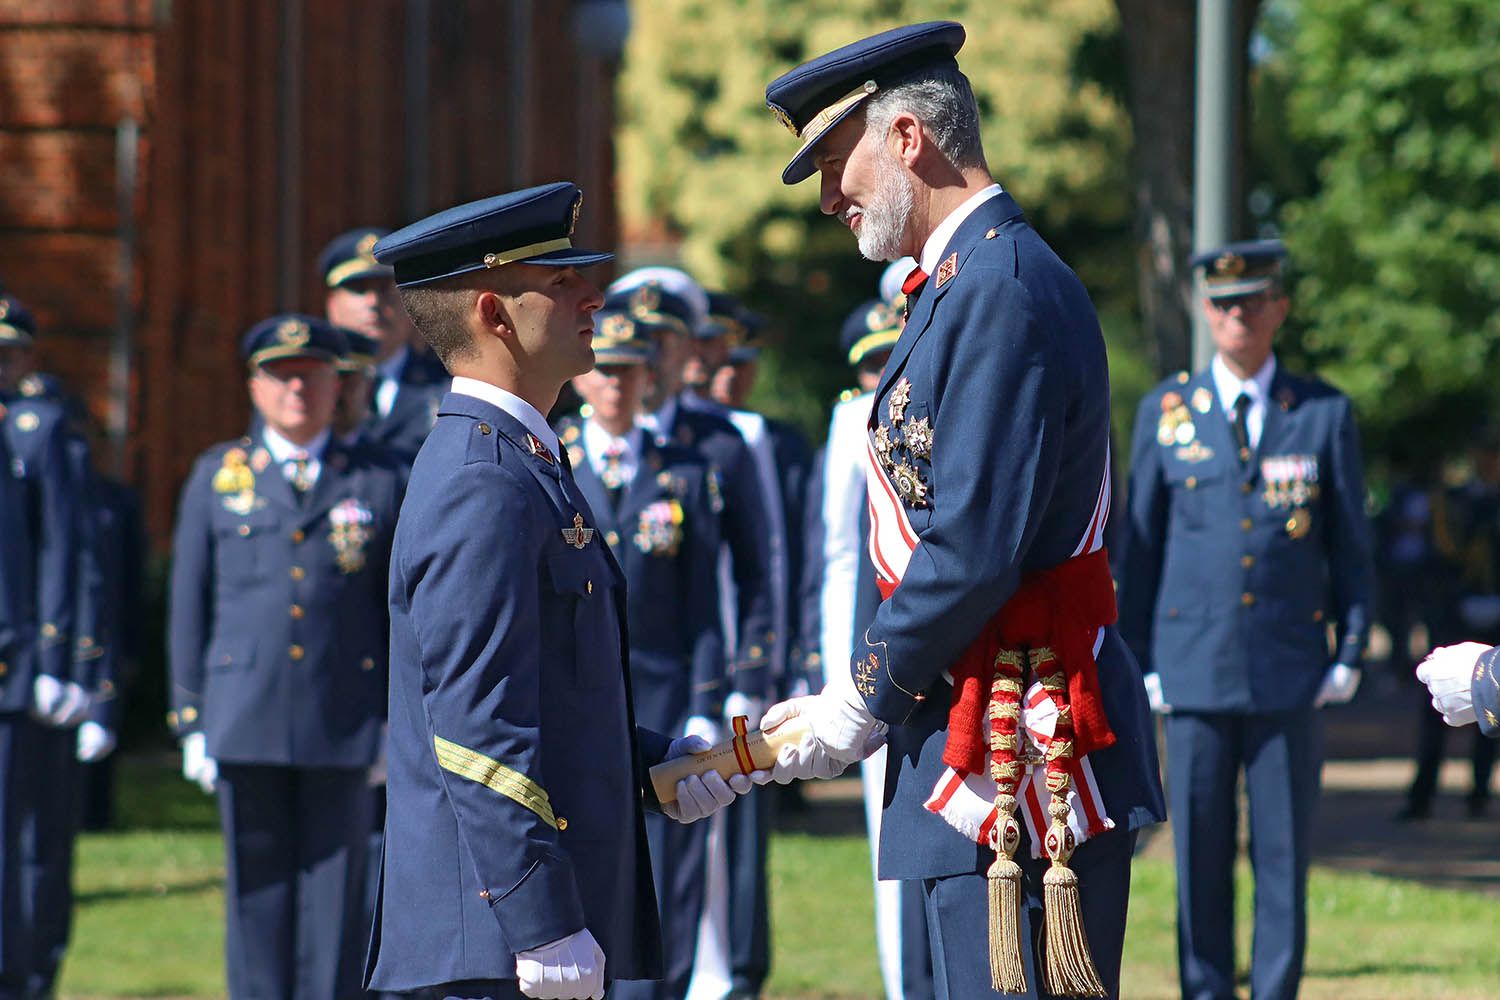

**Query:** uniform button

left=749, top=645, right=763, bottom=659
left=291, top=529, right=305, bottom=543
left=289, top=644, right=305, bottom=661
left=237, top=524, right=251, bottom=537
left=586, top=580, right=593, bottom=595
left=1167, top=608, right=1179, bottom=619
left=1240, top=555, right=1255, bottom=569
left=165, top=710, right=178, bottom=728
left=1241, top=482, right=1253, bottom=495
left=1313, top=610, right=1325, bottom=622
left=1185, top=476, right=1197, bottom=489
left=478, top=888, right=491, bottom=900
left=361, top=657, right=375, bottom=671
left=605, top=530, right=619, bottom=546
left=0, top=661, right=7, bottom=677
left=1240, top=518, right=1253, bottom=531
left=556, top=816, right=569, bottom=831
left=1238, top=448, right=1251, bottom=462
left=40, top=623, right=57, bottom=638
left=1241, top=592, right=1255, bottom=607
left=478, top=423, right=492, bottom=436
left=182, top=706, right=198, bottom=723
left=290, top=604, right=305, bottom=619
left=290, top=566, right=306, bottom=581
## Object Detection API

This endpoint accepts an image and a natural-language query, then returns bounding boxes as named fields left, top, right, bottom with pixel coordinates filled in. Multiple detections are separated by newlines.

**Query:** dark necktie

left=1231, top=392, right=1252, bottom=463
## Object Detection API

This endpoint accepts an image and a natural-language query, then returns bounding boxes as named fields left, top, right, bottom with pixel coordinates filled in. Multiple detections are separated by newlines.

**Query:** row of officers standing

left=0, top=287, right=145, bottom=1000
left=158, top=230, right=821, bottom=1000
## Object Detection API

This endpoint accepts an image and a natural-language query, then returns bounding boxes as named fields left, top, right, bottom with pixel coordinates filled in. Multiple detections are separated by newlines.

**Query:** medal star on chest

left=887, top=378, right=912, bottom=425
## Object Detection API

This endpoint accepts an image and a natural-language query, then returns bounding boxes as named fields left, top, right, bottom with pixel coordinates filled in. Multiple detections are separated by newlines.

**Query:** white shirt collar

left=377, top=345, right=409, bottom=382
left=450, top=376, right=559, bottom=456
left=1211, top=353, right=1277, bottom=412
left=582, top=419, right=641, bottom=473
left=918, top=183, right=1004, bottom=276
left=261, top=425, right=330, bottom=464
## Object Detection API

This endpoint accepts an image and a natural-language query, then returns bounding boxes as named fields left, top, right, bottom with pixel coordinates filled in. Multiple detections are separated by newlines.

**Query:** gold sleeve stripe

left=433, top=735, right=556, bottom=828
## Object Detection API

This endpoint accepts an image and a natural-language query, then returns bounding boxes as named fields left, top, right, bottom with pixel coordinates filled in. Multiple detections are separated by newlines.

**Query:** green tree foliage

left=617, top=0, right=1136, bottom=438
left=1277, top=0, right=1500, bottom=468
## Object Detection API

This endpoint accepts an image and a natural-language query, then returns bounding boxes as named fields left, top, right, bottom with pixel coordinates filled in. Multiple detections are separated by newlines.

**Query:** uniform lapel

left=568, top=435, right=617, bottom=534
left=252, top=437, right=301, bottom=513
left=1257, top=367, right=1294, bottom=466
left=1185, top=371, right=1238, bottom=477
left=299, top=443, right=352, bottom=527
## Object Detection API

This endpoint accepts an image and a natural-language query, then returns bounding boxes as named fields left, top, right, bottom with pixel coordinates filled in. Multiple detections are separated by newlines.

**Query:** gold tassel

left=1040, top=855, right=1108, bottom=997
left=986, top=801, right=1027, bottom=995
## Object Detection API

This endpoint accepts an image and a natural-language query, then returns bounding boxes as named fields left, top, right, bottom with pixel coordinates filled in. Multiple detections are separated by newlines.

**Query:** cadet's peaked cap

left=766, top=21, right=966, bottom=185
left=591, top=309, right=655, bottom=365
left=608, top=267, right=709, bottom=337
left=841, top=298, right=902, bottom=367
left=1190, top=238, right=1288, bottom=298
left=319, top=228, right=394, bottom=288
left=336, top=329, right=379, bottom=373
left=0, top=294, right=37, bottom=346
left=240, top=314, right=349, bottom=368
left=373, top=182, right=612, bottom=288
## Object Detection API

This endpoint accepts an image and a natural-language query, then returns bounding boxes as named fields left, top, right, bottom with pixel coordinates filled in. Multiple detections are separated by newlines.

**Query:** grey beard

left=856, top=150, right=915, bottom=262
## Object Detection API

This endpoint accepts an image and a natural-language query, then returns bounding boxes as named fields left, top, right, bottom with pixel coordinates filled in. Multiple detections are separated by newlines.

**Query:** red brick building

left=0, top=0, right=626, bottom=543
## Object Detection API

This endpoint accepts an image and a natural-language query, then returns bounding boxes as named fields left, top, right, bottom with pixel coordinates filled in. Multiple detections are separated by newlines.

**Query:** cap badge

left=768, top=103, right=798, bottom=137
left=570, top=194, right=583, bottom=237
left=562, top=512, right=595, bottom=550
left=1215, top=252, right=1245, bottom=277
left=630, top=283, right=661, bottom=315
left=276, top=319, right=310, bottom=347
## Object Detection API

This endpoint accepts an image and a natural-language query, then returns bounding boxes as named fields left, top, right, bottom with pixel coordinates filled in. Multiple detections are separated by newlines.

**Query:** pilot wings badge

left=561, top=512, right=594, bottom=550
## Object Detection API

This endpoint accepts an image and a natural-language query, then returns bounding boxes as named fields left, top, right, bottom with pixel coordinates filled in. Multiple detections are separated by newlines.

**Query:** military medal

left=874, top=423, right=894, bottom=465
left=1174, top=421, right=1196, bottom=446
left=328, top=498, right=374, bottom=574
left=562, top=512, right=594, bottom=549
left=1191, top=387, right=1214, bottom=414
left=633, top=499, right=685, bottom=556
left=891, top=461, right=929, bottom=507
left=1285, top=507, right=1312, bottom=539
left=214, top=448, right=260, bottom=515
left=904, top=416, right=933, bottom=459
left=888, top=378, right=912, bottom=425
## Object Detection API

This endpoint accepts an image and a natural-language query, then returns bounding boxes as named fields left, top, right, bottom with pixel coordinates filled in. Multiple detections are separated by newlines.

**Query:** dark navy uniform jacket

left=167, top=433, right=400, bottom=766
left=653, top=394, right=774, bottom=697
left=1476, top=646, right=1500, bottom=737
left=369, top=380, right=442, bottom=468
left=369, top=392, right=667, bottom=991
left=848, top=191, right=1165, bottom=881
left=557, top=418, right=725, bottom=733
left=1, top=394, right=77, bottom=709
left=1116, top=366, right=1373, bottom=712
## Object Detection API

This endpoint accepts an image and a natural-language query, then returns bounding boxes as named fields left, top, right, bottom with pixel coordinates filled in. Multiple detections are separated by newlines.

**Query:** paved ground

left=788, top=669, right=1500, bottom=895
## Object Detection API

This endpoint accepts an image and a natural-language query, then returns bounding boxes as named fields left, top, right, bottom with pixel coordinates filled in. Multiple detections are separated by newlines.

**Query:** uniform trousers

left=1165, top=710, right=1322, bottom=1000
left=0, top=716, right=40, bottom=1000
left=216, top=764, right=373, bottom=1000
left=609, top=809, right=707, bottom=1000
left=920, top=826, right=1135, bottom=1000
left=723, top=786, right=770, bottom=997
left=23, top=724, right=78, bottom=997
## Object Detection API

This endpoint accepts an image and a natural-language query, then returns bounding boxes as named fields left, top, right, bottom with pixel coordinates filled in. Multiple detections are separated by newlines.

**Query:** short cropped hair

left=862, top=64, right=986, bottom=172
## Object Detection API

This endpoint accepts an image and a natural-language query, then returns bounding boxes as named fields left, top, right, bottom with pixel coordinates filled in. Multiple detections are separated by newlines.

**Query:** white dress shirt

left=262, top=426, right=330, bottom=488
left=1211, top=353, right=1277, bottom=451
left=450, top=376, right=560, bottom=457
left=918, top=183, right=1004, bottom=276
left=374, top=346, right=410, bottom=419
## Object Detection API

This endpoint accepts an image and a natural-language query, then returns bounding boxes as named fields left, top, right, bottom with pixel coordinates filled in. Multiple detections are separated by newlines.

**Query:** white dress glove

left=760, top=670, right=886, bottom=784
left=31, top=676, right=93, bottom=728
left=659, top=735, right=770, bottom=824
left=181, top=731, right=218, bottom=794
left=1313, top=663, right=1361, bottom=708
left=721, top=692, right=764, bottom=725
left=515, top=927, right=606, bottom=1000
left=1416, top=642, right=1489, bottom=727
left=76, top=721, right=117, bottom=763
left=1143, top=672, right=1170, bottom=714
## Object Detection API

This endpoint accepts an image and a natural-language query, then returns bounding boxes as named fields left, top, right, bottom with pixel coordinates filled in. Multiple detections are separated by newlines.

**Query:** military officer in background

left=1117, top=239, right=1373, bottom=1000
left=168, top=315, right=401, bottom=1000
left=761, top=22, right=1165, bottom=999
left=556, top=309, right=726, bottom=1000
left=819, top=298, right=933, bottom=1000
left=333, top=329, right=380, bottom=448
left=319, top=228, right=442, bottom=465
left=366, top=183, right=763, bottom=1000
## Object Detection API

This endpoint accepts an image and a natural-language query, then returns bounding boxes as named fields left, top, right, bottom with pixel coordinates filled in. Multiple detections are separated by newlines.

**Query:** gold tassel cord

left=986, top=654, right=1029, bottom=995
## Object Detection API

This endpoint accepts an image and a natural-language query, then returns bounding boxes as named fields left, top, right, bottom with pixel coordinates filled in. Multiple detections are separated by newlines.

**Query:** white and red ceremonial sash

left=863, top=427, right=1117, bottom=854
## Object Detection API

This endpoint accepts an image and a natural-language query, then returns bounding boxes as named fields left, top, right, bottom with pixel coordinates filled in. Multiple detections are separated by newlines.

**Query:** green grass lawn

left=58, top=761, right=1500, bottom=998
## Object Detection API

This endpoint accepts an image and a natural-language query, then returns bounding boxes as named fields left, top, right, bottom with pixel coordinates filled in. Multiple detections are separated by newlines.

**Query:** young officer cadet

left=557, top=310, right=726, bottom=1000
left=1117, top=239, right=1372, bottom=1000
left=168, top=315, right=402, bottom=1000
left=366, top=183, right=765, bottom=1000
left=761, top=22, right=1165, bottom=999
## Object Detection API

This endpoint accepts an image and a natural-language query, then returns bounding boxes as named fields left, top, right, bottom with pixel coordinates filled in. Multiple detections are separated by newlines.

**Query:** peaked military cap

left=319, top=228, right=394, bottom=288
left=841, top=298, right=903, bottom=367
left=374, top=182, right=612, bottom=288
left=336, top=329, right=379, bottom=373
left=607, top=267, right=708, bottom=338
left=591, top=309, right=654, bottom=365
left=1190, top=238, right=1288, bottom=298
left=765, top=21, right=966, bottom=185
left=0, top=294, right=37, bottom=346
left=240, top=314, right=349, bottom=368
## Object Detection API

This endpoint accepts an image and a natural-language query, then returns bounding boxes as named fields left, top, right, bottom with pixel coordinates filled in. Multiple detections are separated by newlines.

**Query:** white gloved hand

left=659, top=735, right=771, bottom=824
left=31, top=675, right=63, bottom=722
left=31, top=676, right=92, bottom=728
left=1313, top=663, right=1361, bottom=708
left=181, top=731, right=218, bottom=794
left=682, top=715, right=721, bottom=745
left=1416, top=642, right=1489, bottom=727
left=722, top=692, right=764, bottom=726
left=1143, top=672, right=1170, bottom=714
left=515, top=927, right=606, bottom=1000
left=759, top=672, right=886, bottom=784
left=76, top=721, right=117, bottom=763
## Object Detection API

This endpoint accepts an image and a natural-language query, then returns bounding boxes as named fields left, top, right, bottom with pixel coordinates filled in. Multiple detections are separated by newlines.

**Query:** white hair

left=862, top=65, right=985, bottom=171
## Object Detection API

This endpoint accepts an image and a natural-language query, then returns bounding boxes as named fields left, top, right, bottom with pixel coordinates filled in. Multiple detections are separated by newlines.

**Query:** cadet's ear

left=475, top=290, right=515, bottom=342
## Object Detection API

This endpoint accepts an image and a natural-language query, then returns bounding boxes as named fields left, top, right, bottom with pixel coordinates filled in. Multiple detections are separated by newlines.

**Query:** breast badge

left=903, top=416, right=933, bottom=459
left=872, top=380, right=932, bottom=508
left=1157, top=392, right=1196, bottom=447
left=891, top=461, right=929, bottom=507
left=887, top=378, right=912, bottom=425
left=328, top=498, right=375, bottom=574
left=1285, top=507, right=1312, bottom=539
left=562, top=512, right=594, bottom=549
left=213, top=448, right=260, bottom=515
left=1175, top=441, right=1215, bottom=463
left=633, top=499, right=685, bottom=557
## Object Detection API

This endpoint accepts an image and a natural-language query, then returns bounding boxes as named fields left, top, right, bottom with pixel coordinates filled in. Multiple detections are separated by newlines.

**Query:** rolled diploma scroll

left=649, top=715, right=812, bottom=805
